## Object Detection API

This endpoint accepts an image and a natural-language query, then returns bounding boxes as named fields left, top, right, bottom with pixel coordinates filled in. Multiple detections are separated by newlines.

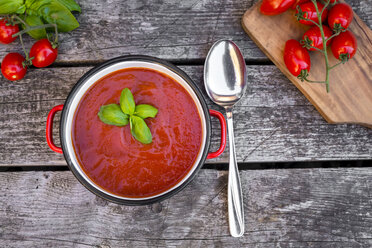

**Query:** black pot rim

left=60, top=55, right=211, bottom=205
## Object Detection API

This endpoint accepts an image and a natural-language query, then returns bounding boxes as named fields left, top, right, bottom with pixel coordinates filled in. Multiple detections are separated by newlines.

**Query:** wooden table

left=0, top=0, right=371, bottom=246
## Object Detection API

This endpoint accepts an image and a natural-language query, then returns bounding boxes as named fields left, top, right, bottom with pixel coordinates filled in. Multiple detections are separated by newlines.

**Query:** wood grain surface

left=0, top=0, right=370, bottom=63
left=0, top=0, right=371, bottom=246
left=1, top=65, right=371, bottom=166
left=0, top=168, right=371, bottom=247
left=242, top=1, right=372, bottom=126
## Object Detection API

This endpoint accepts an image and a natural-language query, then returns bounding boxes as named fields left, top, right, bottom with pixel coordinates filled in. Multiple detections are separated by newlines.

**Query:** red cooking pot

left=46, top=55, right=226, bottom=205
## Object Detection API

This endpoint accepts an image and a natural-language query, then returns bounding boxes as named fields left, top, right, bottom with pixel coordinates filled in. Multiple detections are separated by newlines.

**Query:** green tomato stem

left=53, top=23, right=58, bottom=44
left=306, top=18, right=321, bottom=27
left=19, top=34, right=26, bottom=58
left=326, top=32, right=341, bottom=43
left=329, top=61, right=343, bottom=70
left=311, top=0, right=331, bottom=92
left=319, top=0, right=329, bottom=18
left=310, top=46, right=325, bottom=53
left=11, top=15, right=28, bottom=28
left=303, top=78, right=326, bottom=84
left=18, top=34, right=32, bottom=66
left=12, top=23, right=57, bottom=38
left=10, top=15, right=59, bottom=46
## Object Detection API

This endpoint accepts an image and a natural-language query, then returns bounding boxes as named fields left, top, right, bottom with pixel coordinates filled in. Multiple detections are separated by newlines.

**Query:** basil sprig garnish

left=98, top=88, right=158, bottom=144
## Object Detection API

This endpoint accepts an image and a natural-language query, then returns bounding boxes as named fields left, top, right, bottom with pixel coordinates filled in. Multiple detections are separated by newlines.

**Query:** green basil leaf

left=25, top=0, right=38, bottom=9
left=0, top=0, right=25, bottom=14
left=130, top=116, right=152, bottom=144
left=25, top=0, right=36, bottom=9
left=120, top=88, right=135, bottom=115
left=134, top=104, right=158, bottom=119
left=38, top=0, right=79, bottom=32
left=15, top=4, right=26, bottom=13
left=55, top=0, right=80, bottom=12
left=25, top=0, right=51, bottom=15
left=98, top=104, right=129, bottom=127
left=23, top=15, right=47, bottom=39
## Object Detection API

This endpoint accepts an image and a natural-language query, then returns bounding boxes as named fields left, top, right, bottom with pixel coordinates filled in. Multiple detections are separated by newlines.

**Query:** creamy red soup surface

left=72, top=67, right=203, bottom=198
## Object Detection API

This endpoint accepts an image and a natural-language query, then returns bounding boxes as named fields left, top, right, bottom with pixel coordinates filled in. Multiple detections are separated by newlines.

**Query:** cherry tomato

left=260, top=0, right=296, bottom=15
left=284, top=39, right=311, bottom=77
left=328, top=3, right=353, bottom=31
left=331, top=30, right=357, bottom=61
left=1, top=53, right=27, bottom=81
left=0, top=19, right=19, bottom=44
left=291, top=0, right=309, bottom=10
left=296, top=2, right=328, bottom=25
left=302, top=25, right=333, bottom=51
left=29, top=39, right=58, bottom=68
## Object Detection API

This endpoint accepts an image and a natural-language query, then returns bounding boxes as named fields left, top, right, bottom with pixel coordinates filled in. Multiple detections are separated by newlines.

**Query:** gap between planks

left=0, top=58, right=274, bottom=69
left=0, top=160, right=371, bottom=172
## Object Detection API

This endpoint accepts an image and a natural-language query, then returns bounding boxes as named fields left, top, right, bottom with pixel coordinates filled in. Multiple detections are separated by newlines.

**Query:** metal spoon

left=204, top=39, right=247, bottom=237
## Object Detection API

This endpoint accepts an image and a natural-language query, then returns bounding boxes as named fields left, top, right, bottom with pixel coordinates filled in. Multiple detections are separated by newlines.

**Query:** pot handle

left=46, top=105, right=64, bottom=154
left=207, top=109, right=227, bottom=159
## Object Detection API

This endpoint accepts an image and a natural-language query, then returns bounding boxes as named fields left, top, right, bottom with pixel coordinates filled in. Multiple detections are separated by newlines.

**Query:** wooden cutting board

left=242, top=1, right=372, bottom=127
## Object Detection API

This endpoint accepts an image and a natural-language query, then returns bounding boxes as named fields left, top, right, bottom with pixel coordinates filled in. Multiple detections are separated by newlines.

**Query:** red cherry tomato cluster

left=0, top=19, right=58, bottom=81
left=260, top=0, right=357, bottom=92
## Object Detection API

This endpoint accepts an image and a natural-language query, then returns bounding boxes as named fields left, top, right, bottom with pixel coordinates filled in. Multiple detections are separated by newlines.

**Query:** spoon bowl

left=204, top=40, right=247, bottom=107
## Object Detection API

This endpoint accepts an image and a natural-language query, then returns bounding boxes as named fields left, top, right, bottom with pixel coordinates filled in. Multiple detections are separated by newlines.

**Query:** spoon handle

left=226, top=109, right=244, bottom=237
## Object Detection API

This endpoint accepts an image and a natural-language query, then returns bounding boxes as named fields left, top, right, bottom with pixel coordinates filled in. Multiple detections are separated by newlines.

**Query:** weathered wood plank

left=0, top=0, right=371, bottom=63
left=0, top=168, right=371, bottom=247
left=0, top=65, right=371, bottom=166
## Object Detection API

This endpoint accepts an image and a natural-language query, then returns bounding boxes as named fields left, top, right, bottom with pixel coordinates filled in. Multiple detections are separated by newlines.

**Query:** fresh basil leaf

left=120, top=88, right=135, bottom=115
left=23, top=15, right=47, bottom=39
left=25, top=0, right=37, bottom=9
left=15, top=4, right=26, bottom=13
left=25, top=0, right=51, bottom=15
left=55, top=0, right=80, bottom=12
left=25, top=0, right=38, bottom=9
left=38, top=0, right=79, bottom=32
left=134, top=104, right=158, bottom=119
left=130, top=116, right=152, bottom=144
left=0, top=0, right=25, bottom=14
left=98, top=104, right=129, bottom=127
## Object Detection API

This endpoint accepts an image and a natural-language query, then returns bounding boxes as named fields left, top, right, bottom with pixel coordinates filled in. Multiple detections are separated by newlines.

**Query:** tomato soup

left=72, top=68, right=203, bottom=198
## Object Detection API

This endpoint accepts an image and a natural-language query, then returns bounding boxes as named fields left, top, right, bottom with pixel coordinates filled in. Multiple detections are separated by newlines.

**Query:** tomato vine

left=0, top=0, right=81, bottom=81
left=261, top=0, right=358, bottom=93
left=295, top=0, right=355, bottom=92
